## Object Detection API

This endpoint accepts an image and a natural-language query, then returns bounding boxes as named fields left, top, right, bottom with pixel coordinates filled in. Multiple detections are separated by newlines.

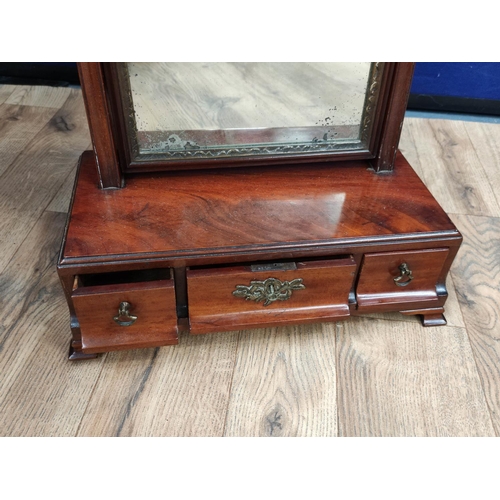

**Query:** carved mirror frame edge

left=77, top=62, right=415, bottom=188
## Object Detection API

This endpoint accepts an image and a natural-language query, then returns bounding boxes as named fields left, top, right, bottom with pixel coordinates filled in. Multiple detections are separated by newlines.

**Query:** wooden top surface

left=61, top=151, right=458, bottom=266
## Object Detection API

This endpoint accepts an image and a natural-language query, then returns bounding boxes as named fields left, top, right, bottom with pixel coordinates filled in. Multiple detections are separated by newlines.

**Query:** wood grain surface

left=224, top=323, right=338, bottom=437
left=0, top=212, right=104, bottom=437
left=0, top=103, right=60, bottom=177
left=76, top=331, right=239, bottom=436
left=450, top=213, right=500, bottom=434
left=45, top=165, right=80, bottom=213
left=61, top=151, right=457, bottom=264
left=0, top=88, right=89, bottom=273
left=461, top=121, right=500, bottom=206
left=0, top=84, right=498, bottom=436
left=336, top=317, right=495, bottom=436
left=5, top=85, right=71, bottom=109
left=400, top=118, right=500, bottom=216
left=0, top=84, right=15, bottom=104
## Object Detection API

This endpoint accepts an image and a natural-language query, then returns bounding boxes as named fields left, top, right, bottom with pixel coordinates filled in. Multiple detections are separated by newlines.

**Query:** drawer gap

left=79, top=268, right=171, bottom=287
left=189, top=254, right=353, bottom=271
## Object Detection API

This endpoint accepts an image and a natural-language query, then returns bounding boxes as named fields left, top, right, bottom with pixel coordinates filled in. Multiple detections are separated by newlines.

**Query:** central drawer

left=187, top=257, right=357, bottom=334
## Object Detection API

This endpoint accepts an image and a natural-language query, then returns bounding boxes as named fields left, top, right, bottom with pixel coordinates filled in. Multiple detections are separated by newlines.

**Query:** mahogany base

left=58, top=151, right=462, bottom=358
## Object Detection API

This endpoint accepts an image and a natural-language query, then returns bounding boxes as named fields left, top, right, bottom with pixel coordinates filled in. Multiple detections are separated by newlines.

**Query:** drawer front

left=187, top=257, right=356, bottom=334
left=72, top=280, right=178, bottom=353
left=356, top=248, right=449, bottom=311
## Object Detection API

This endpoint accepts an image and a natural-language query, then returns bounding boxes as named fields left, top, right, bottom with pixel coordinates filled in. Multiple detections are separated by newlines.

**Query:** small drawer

left=187, top=257, right=357, bottom=334
left=72, top=270, right=178, bottom=353
left=356, top=248, right=449, bottom=311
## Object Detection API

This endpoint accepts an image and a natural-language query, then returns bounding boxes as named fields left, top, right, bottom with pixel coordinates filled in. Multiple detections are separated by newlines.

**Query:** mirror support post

left=77, top=63, right=124, bottom=189
left=370, top=63, right=415, bottom=173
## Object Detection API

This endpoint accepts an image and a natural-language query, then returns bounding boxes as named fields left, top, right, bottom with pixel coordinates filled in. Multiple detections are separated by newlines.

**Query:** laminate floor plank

left=5, top=85, right=71, bottom=108
left=46, top=168, right=76, bottom=213
left=77, top=331, right=239, bottom=437
left=0, top=89, right=90, bottom=273
left=0, top=212, right=65, bottom=343
left=400, top=118, right=500, bottom=217
left=0, top=320, right=103, bottom=437
left=336, top=317, right=495, bottom=436
left=0, top=102, right=61, bottom=177
left=449, top=213, right=500, bottom=435
left=224, top=323, right=338, bottom=437
left=399, top=118, right=425, bottom=179
left=46, top=158, right=87, bottom=213
left=462, top=121, right=500, bottom=209
left=0, top=84, right=16, bottom=105
left=0, top=212, right=104, bottom=436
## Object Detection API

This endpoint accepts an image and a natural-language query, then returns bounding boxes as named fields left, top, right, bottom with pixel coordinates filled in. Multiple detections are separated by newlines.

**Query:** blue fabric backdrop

left=411, top=63, right=500, bottom=100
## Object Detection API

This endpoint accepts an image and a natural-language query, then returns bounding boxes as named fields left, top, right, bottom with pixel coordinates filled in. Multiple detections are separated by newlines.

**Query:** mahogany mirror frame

left=77, top=62, right=415, bottom=189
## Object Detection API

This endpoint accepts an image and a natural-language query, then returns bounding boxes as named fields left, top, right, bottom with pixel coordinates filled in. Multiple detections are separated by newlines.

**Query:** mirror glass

left=118, top=62, right=384, bottom=161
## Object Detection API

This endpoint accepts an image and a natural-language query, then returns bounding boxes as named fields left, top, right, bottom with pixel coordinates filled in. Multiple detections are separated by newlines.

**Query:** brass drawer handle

left=233, top=277, right=305, bottom=306
left=113, top=301, right=138, bottom=326
left=393, top=263, right=414, bottom=287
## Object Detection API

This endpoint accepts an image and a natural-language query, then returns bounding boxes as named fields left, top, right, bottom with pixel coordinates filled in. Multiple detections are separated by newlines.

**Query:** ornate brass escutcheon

left=393, top=262, right=414, bottom=287
left=113, top=301, right=138, bottom=326
left=233, top=277, right=305, bottom=306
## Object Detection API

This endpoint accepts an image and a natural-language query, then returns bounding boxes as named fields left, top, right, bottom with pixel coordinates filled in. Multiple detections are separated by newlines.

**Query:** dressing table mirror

left=58, top=62, right=462, bottom=359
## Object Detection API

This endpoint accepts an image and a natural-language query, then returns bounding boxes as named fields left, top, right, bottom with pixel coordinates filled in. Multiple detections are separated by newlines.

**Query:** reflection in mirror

left=118, top=62, right=384, bottom=161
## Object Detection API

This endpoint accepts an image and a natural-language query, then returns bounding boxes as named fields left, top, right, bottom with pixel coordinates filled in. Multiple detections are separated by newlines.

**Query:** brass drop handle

left=393, top=263, right=414, bottom=287
left=113, top=301, right=138, bottom=326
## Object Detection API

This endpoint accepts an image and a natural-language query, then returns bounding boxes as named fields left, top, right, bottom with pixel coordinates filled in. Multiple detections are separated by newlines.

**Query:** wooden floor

left=0, top=84, right=499, bottom=437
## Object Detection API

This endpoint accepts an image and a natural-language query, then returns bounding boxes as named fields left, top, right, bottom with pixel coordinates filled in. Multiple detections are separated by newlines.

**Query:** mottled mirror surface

left=119, top=62, right=383, bottom=160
